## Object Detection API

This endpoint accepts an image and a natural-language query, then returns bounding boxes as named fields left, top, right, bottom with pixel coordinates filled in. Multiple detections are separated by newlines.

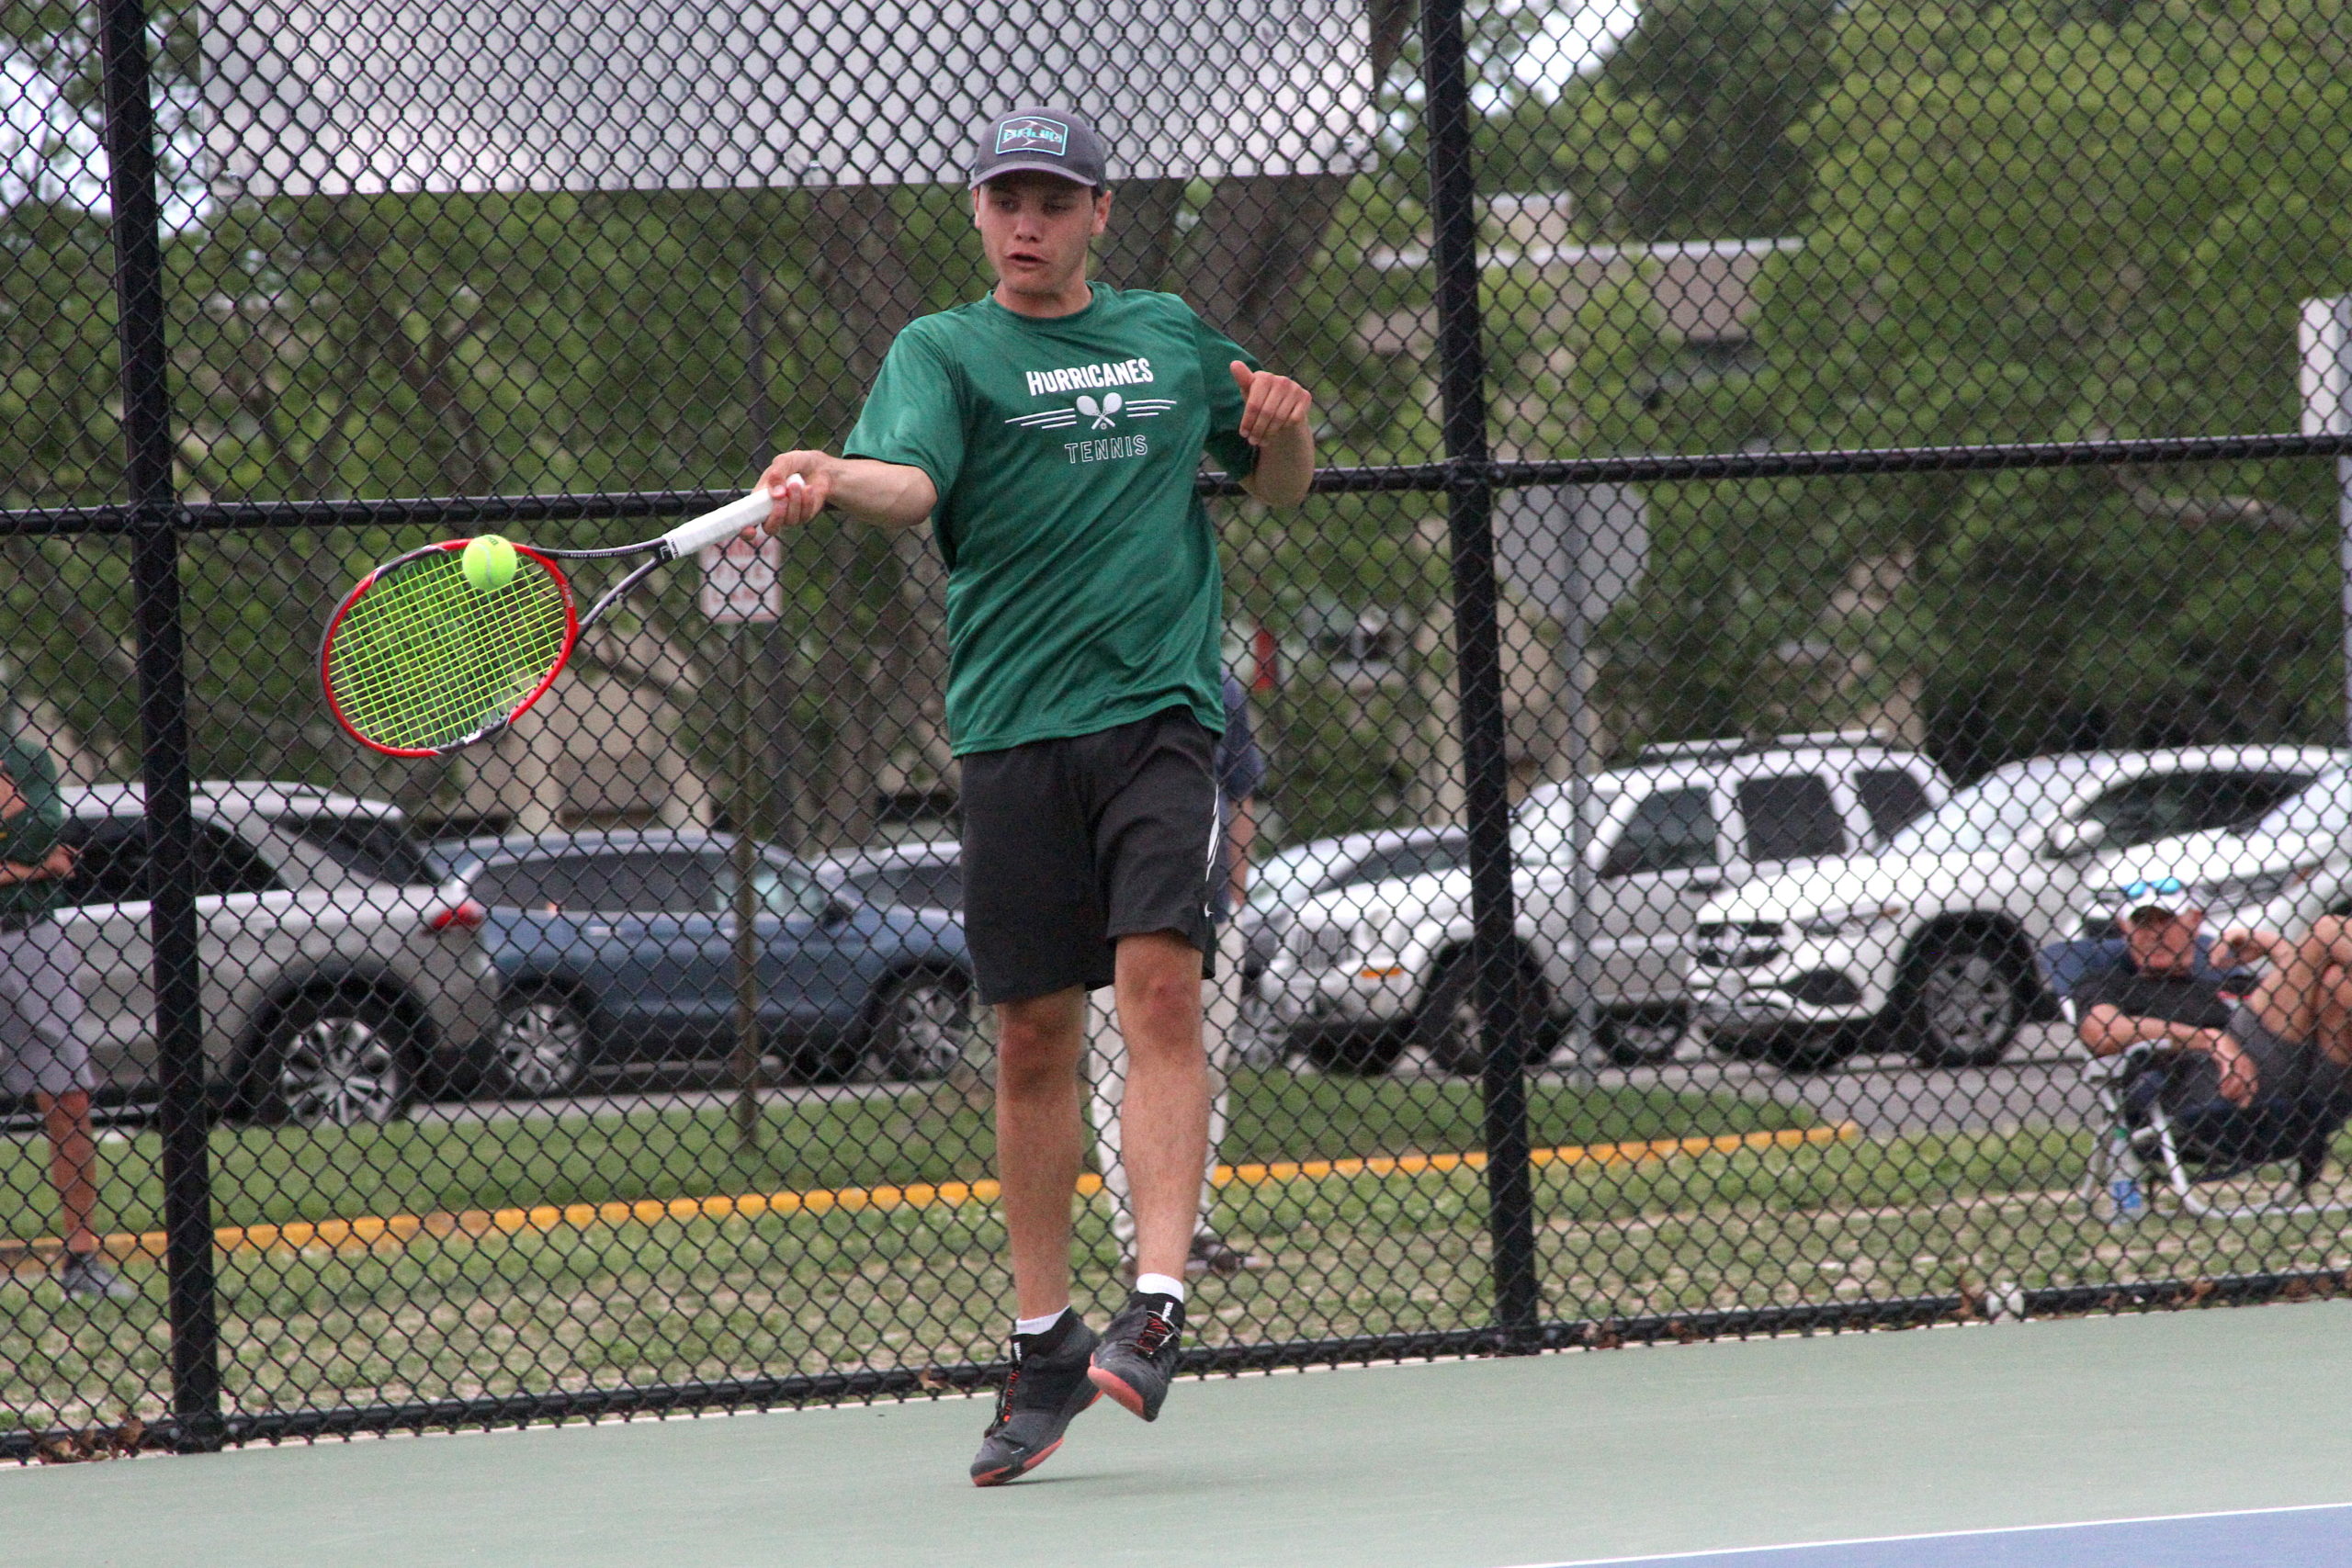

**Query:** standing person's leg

left=1080, top=986, right=1139, bottom=1261
left=1, top=919, right=124, bottom=1299
left=37, top=1089, right=102, bottom=1255
left=1202, top=916, right=1243, bottom=1202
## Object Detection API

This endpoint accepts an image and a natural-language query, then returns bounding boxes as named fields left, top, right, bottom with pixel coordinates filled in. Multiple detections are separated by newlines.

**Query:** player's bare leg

left=1109, top=931, right=1212, bottom=1282
left=993, top=987, right=1089, bottom=1320
left=972, top=986, right=1102, bottom=1486
left=1088, top=930, right=1208, bottom=1422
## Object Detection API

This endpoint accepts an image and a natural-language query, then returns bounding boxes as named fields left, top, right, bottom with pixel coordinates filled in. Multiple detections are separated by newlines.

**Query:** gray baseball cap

left=968, top=106, right=1108, bottom=188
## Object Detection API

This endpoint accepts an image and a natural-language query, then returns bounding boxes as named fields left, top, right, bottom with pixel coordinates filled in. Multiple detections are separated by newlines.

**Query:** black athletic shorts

left=959, top=707, right=1220, bottom=1005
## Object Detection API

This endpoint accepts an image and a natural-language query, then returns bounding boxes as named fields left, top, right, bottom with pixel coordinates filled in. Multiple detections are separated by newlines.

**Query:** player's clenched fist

left=758, top=454, right=828, bottom=534
left=1228, top=363, right=1313, bottom=446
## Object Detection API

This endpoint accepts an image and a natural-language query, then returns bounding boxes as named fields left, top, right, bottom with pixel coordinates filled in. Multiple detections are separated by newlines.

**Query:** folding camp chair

left=2039, top=936, right=2352, bottom=1221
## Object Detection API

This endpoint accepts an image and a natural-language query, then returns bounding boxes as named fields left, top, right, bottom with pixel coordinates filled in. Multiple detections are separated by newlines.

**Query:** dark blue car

left=429, top=829, right=975, bottom=1095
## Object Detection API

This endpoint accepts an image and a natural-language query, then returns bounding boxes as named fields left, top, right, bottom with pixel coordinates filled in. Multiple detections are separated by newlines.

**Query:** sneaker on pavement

left=970, top=1310, right=1100, bottom=1487
left=58, top=1251, right=133, bottom=1303
left=1088, top=1290, right=1184, bottom=1421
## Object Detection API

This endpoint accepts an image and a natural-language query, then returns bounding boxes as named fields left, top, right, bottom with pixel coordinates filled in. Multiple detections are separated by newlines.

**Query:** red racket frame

left=319, top=539, right=581, bottom=759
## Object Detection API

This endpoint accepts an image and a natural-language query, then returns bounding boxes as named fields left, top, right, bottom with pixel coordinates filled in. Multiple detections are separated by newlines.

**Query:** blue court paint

left=1536, top=1502, right=2352, bottom=1568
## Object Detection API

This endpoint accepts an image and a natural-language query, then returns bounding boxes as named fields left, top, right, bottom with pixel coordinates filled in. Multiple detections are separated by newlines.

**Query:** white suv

left=1687, top=746, right=2341, bottom=1070
left=1263, top=734, right=1950, bottom=1074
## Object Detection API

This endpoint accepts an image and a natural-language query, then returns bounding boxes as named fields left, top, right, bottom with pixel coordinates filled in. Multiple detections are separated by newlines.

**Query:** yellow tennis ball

left=461, top=535, right=518, bottom=593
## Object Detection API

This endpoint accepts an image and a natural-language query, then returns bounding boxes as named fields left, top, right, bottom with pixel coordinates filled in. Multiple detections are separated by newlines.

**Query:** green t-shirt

left=0, top=729, right=64, bottom=919
left=844, top=284, right=1258, bottom=755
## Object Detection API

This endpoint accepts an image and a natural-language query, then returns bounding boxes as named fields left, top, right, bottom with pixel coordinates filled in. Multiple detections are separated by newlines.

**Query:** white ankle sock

left=1013, top=1309, right=1067, bottom=1338
left=1134, top=1273, right=1185, bottom=1303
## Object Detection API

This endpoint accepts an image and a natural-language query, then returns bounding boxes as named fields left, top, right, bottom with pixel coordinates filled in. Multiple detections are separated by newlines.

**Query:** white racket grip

left=659, top=481, right=794, bottom=558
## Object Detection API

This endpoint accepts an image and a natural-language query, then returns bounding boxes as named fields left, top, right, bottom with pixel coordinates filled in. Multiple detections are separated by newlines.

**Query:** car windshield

left=2251, top=768, right=2352, bottom=839
left=1883, top=766, right=2064, bottom=856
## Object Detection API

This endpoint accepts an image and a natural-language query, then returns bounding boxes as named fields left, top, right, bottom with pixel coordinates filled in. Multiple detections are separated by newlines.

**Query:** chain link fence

left=6, top=0, right=2352, bottom=1458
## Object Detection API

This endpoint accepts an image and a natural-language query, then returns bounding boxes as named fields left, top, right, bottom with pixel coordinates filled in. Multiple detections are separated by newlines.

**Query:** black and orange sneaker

left=1087, top=1291, right=1185, bottom=1421
left=969, top=1310, right=1100, bottom=1487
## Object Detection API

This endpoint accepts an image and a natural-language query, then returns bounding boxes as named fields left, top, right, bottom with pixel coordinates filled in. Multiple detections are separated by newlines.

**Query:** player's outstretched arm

left=759, top=451, right=939, bottom=533
left=1230, top=363, right=1315, bottom=509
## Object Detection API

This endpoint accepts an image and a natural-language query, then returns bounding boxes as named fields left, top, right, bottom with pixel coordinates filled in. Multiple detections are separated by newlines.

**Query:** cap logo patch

left=996, top=117, right=1069, bottom=157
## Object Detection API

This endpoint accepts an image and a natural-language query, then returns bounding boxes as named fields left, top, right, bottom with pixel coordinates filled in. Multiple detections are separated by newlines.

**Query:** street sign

left=698, top=533, right=782, bottom=624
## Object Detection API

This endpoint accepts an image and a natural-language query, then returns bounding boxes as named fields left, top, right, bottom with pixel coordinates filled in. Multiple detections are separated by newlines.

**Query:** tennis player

left=757, top=104, right=1314, bottom=1484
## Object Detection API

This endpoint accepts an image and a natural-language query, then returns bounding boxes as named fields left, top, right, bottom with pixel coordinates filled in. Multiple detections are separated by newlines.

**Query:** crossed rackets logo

left=1004, top=393, right=1176, bottom=433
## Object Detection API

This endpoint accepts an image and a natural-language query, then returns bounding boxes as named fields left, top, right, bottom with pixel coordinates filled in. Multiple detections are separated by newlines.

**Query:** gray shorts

left=0, top=917, right=93, bottom=1099
left=2225, top=1004, right=2352, bottom=1106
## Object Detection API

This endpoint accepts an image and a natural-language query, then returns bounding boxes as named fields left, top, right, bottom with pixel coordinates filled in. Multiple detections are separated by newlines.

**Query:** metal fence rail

left=6, top=0, right=2352, bottom=1460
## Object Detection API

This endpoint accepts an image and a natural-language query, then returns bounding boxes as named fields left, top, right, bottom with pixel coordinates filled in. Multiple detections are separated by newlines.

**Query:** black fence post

left=1419, top=0, right=1542, bottom=1346
left=97, top=0, right=225, bottom=1452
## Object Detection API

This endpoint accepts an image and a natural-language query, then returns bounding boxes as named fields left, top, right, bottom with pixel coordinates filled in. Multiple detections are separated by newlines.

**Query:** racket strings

left=326, top=551, right=571, bottom=751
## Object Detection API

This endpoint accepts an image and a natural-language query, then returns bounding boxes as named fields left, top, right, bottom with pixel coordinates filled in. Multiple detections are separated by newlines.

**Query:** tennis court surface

left=8, top=1297, right=2349, bottom=1568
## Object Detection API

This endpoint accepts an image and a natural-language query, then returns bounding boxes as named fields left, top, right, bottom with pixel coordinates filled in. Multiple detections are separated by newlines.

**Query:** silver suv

left=1263, top=733, right=1951, bottom=1074
left=50, top=782, right=499, bottom=1124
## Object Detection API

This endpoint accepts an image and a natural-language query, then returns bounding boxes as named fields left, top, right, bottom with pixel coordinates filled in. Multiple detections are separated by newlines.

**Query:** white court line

left=1497, top=1498, right=2352, bottom=1568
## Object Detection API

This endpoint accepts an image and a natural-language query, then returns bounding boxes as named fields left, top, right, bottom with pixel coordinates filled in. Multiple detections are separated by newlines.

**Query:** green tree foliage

left=1612, top=0, right=2352, bottom=773
left=1594, top=0, right=1838, bottom=240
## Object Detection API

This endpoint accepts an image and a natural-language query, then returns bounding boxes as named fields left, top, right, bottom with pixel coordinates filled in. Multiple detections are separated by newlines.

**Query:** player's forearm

left=818, top=457, right=937, bottom=529
left=760, top=451, right=937, bottom=533
left=1241, top=423, right=1314, bottom=509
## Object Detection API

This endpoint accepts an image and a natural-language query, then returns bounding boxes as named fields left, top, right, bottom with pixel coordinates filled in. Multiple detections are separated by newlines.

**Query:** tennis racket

left=320, top=479, right=797, bottom=757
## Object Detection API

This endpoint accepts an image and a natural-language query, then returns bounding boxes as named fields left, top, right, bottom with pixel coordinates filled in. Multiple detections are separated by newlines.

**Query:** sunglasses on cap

left=2120, top=877, right=2192, bottom=919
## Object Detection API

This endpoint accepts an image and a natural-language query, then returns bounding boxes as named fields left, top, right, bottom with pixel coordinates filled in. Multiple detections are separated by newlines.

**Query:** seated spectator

left=2073, top=881, right=2250, bottom=1103
left=2075, top=879, right=2352, bottom=1172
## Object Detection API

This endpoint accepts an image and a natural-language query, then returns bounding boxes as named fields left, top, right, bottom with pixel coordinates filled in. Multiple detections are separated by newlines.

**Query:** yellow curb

left=17, top=1122, right=1858, bottom=1267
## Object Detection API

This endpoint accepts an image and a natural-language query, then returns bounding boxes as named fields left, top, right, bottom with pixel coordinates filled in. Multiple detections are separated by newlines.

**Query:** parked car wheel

left=1905, top=933, right=2027, bottom=1067
left=854, top=971, right=976, bottom=1084
left=1759, top=1026, right=1860, bottom=1074
left=1300, top=1028, right=1407, bottom=1077
left=1414, top=953, right=1548, bottom=1077
left=489, top=990, right=594, bottom=1097
left=1598, top=1005, right=1690, bottom=1066
left=243, top=991, right=413, bottom=1126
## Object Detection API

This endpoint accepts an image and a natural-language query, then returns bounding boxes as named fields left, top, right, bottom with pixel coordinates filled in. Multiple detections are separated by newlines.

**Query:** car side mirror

left=2043, top=818, right=2108, bottom=859
left=821, top=897, right=854, bottom=927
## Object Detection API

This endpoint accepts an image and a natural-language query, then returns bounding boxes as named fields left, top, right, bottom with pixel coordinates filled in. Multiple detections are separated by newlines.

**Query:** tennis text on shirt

left=843, top=285, right=1259, bottom=756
